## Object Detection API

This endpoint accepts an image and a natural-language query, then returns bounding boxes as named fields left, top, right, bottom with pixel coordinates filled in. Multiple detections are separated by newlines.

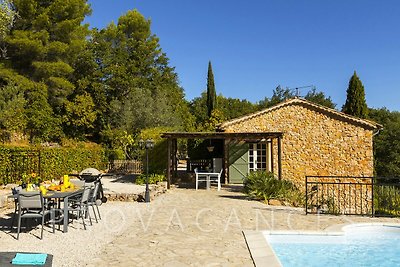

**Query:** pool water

left=265, top=225, right=400, bottom=267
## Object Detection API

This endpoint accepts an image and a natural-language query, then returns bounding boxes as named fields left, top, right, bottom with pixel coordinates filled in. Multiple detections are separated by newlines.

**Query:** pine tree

left=206, top=61, right=216, bottom=117
left=342, top=71, right=368, bottom=118
left=0, top=0, right=92, bottom=141
left=0, top=0, right=16, bottom=41
left=6, top=0, right=91, bottom=113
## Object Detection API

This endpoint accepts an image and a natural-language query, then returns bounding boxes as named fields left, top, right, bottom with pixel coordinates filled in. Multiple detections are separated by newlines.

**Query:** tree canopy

left=0, top=5, right=192, bottom=144
left=369, top=108, right=400, bottom=177
left=0, top=0, right=92, bottom=141
left=88, top=10, right=191, bottom=135
left=257, top=86, right=336, bottom=110
left=0, top=0, right=16, bottom=41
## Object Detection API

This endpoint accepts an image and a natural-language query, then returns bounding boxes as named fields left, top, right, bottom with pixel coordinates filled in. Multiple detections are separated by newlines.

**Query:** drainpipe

left=373, top=128, right=382, bottom=136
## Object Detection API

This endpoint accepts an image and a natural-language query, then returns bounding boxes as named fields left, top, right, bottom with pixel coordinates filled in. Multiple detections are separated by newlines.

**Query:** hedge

left=0, top=146, right=107, bottom=185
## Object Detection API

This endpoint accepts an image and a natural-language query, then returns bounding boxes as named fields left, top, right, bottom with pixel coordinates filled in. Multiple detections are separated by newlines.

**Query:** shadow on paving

left=218, top=194, right=249, bottom=200
left=174, top=182, right=196, bottom=189
left=252, top=205, right=305, bottom=214
left=0, top=212, right=14, bottom=231
left=106, top=174, right=138, bottom=184
left=174, top=183, right=246, bottom=193
left=223, top=184, right=245, bottom=192
left=0, top=212, right=52, bottom=239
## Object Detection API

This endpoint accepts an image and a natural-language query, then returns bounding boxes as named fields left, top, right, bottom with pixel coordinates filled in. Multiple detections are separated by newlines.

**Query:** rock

left=268, top=199, right=282, bottom=206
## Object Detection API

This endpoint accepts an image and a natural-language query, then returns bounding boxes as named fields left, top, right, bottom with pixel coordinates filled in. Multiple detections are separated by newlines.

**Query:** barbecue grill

left=72, top=168, right=109, bottom=204
left=79, top=168, right=102, bottom=182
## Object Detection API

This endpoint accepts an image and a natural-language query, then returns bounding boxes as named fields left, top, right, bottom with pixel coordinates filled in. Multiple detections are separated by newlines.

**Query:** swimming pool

left=264, top=224, right=400, bottom=267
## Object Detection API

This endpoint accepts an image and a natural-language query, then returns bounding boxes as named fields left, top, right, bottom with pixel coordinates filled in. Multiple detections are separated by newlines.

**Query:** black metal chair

left=68, top=186, right=92, bottom=230
left=10, top=186, right=22, bottom=229
left=16, top=192, right=51, bottom=240
left=87, top=180, right=101, bottom=223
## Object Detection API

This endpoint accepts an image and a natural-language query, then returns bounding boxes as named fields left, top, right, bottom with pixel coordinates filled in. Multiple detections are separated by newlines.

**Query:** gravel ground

left=0, top=175, right=145, bottom=267
left=101, top=175, right=145, bottom=195
left=0, top=201, right=142, bottom=267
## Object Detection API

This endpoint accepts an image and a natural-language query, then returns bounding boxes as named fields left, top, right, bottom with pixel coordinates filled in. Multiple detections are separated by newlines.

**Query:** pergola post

left=223, top=138, right=229, bottom=184
left=173, top=138, right=178, bottom=179
left=166, top=138, right=172, bottom=189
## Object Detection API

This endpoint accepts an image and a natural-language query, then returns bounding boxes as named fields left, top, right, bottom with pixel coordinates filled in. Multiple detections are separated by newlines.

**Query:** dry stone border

left=104, top=182, right=168, bottom=202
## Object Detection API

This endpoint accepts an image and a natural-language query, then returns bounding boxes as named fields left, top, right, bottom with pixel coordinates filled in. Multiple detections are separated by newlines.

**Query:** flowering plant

left=21, top=172, right=41, bottom=184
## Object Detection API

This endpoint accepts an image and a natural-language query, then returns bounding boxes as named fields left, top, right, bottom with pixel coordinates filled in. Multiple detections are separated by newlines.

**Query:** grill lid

left=80, top=168, right=101, bottom=176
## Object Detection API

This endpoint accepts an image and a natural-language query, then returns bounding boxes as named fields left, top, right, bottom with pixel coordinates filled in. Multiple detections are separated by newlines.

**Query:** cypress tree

left=206, top=61, right=216, bottom=117
left=342, top=71, right=368, bottom=118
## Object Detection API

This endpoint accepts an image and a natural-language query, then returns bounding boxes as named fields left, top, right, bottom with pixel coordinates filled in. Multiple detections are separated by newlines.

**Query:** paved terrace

left=1, top=186, right=400, bottom=266
left=89, top=186, right=400, bottom=266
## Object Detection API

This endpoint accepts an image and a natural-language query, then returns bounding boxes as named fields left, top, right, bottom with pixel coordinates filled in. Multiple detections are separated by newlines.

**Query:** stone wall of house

left=223, top=104, right=375, bottom=188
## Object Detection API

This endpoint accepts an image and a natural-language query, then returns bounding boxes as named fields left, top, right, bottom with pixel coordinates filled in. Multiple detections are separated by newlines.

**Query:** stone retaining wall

left=104, top=182, right=167, bottom=202
left=0, top=184, right=17, bottom=209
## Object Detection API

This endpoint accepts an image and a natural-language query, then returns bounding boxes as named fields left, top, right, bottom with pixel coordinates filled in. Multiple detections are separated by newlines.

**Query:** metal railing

left=107, top=160, right=143, bottom=174
left=306, top=176, right=400, bottom=217
left=3, top=151, right=41, bottom=184
left=186, top=159, right=212, bottom=172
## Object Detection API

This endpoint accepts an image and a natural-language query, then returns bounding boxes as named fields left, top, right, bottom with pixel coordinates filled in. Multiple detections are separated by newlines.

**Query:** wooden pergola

left=161, top=132, right=284, bottom=189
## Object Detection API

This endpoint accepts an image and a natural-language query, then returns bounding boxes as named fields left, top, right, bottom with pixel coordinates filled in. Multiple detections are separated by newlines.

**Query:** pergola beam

left=161, top=132, right=283, bottom=140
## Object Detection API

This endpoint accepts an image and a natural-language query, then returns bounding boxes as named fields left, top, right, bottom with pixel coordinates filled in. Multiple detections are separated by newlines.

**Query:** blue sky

left=85, top=0, right=400, bottom=111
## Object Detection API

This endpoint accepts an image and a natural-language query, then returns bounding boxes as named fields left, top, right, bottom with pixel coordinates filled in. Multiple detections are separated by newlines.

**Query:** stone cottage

left=217, top=97, right=382, bottom=186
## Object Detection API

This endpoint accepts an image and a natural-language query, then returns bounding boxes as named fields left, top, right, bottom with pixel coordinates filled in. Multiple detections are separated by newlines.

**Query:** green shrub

left=39, top=147, right=107, bottom=180
left=374, top=185, right=400, bottom=216
left=0, top=145, right=107, bottom=185
left=135, top=173, right=166, bottom=185
left=105, top=148, right=125, bottom=160
left=243, top=171, right=303, bottom=206
left=138, top=127, right=172, bottom=174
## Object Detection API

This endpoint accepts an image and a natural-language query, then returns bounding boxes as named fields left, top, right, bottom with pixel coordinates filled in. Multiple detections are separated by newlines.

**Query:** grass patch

left=135, top=173, right=166, bottom=185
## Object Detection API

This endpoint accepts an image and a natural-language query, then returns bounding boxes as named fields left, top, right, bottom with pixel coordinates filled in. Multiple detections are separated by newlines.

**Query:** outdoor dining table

left=43, top=188, right=84, bottom=233
left=10, top=188, right=84, bottom=233
left=194, top=169, right=222, bottom=191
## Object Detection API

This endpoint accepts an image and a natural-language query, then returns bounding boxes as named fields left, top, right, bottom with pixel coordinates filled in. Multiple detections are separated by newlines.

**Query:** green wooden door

left=228, top=143, right=249, bottom=184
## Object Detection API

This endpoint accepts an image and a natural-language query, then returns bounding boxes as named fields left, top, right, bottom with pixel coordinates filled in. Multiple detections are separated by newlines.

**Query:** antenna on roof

left=288, top=85, right=315, bottom=98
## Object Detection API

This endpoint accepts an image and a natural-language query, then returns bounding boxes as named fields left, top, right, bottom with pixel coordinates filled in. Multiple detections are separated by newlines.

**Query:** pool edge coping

left=243, top=230, right=282, bottom=267
left=244, top=223, right=400, bottom=267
